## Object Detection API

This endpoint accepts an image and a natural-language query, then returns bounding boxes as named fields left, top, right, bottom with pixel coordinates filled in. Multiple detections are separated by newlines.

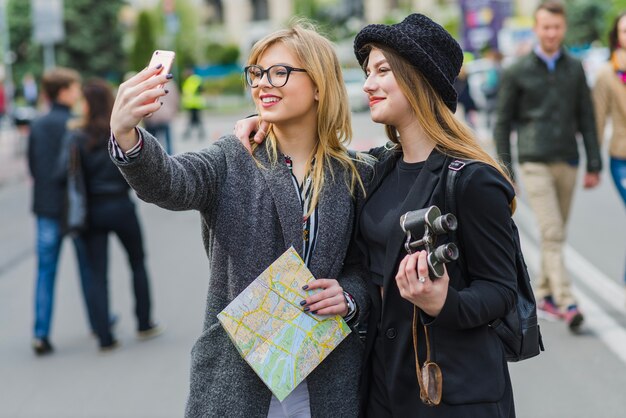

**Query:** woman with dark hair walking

left=65, top=79, right=162, bottom=351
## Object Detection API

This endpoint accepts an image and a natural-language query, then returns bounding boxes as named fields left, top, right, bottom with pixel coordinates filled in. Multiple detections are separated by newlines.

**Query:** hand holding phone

left=148, top=50, right=175, bottom=91
left=145, top=50, right=175, bottom=109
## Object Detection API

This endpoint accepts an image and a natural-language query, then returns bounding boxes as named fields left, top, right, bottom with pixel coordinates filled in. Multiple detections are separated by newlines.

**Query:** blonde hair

left=247, top=20, right=369, bottom=214
left=363, top=44, right=515, bottom=210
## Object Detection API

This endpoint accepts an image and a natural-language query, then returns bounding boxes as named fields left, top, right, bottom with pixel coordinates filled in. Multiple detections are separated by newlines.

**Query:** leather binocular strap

left=412, top=305, right=443, bottom=406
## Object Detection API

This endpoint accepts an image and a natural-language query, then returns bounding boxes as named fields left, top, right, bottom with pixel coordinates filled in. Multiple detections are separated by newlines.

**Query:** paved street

left=1, top=111, right=626, bottom=417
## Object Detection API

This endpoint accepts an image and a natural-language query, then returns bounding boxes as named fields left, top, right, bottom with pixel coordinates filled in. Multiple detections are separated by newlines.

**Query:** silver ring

left=418, top=276, right=427, bottom=283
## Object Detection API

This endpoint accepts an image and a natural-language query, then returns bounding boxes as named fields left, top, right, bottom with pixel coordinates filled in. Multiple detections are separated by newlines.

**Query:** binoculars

left=399, top=205, right=459, bottom=278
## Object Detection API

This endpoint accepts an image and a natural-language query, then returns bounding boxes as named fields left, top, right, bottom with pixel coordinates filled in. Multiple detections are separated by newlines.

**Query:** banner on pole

left=31, top=0, right=65, bottom=44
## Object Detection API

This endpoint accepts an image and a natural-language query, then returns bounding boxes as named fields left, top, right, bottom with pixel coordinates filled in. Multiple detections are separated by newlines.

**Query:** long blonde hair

left=247, top=21, right=368, bottom=214
left=363, top=44, right=514, bottom=195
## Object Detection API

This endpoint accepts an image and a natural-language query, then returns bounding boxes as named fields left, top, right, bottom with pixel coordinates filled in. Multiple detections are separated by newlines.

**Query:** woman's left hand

left=233, top=116, right=270, bottom=153
left=301, top=278, right=348, bottom=317
left=395, top=251, right=449, bottom=317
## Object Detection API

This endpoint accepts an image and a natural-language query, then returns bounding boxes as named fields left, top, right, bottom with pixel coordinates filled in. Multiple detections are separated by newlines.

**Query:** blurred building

left=202, top=0, right=458, bottom=44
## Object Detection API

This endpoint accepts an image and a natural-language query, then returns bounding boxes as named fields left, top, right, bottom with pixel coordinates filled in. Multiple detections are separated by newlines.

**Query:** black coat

left=27, top=103, right=73, bottom=218
left=357, top=149, right=517, bottom=417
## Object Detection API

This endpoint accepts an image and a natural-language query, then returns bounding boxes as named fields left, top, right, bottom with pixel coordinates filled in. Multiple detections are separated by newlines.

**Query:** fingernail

left=312, top=311, right=317, bottom=315
left=166, top=73, right=173, bottom=79
left=164, top=89, right=169, bottom=94
left=299, top=300, right=306, bottom=306
left=302, top=285, right=308, bottom=290
left=303, top=307, right=310, bottom=312
left=155, top=63, right=163, bottom=69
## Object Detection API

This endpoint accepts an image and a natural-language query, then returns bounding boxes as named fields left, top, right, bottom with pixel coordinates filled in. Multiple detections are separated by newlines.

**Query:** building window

left=252, top=0, right=269, bottom=21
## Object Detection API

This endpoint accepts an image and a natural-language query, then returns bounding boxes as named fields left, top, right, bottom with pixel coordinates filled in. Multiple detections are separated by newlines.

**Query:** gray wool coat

left=113, top=129, right=371, bottom=418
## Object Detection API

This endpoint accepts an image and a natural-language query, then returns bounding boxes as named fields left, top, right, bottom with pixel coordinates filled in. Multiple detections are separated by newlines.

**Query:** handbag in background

left=62, top=140, right=87, bottom=236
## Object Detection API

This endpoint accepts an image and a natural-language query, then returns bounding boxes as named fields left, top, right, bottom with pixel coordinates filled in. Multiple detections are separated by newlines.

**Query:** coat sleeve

left=576, top=62, right=602, bottom=173
left=493, top=66, right=519, bottom=181
left=427, top=165, right=517, bottom=330
left=110, top=127, right=227, bottom=212
left=592, top=68, right=611, bottom=149
left=335, top=159, right=374, bottom=328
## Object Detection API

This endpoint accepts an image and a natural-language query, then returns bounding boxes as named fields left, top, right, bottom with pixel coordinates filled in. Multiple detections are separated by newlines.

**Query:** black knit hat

left=354, top=13, right=463, bottom=112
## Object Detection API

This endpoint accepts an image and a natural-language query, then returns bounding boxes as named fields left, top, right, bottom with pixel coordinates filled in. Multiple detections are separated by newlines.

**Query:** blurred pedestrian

left=145, top=80, right=180, bottom=154
left=453, top=64, right=478, bottom=128
left=0, top=80, right=6, bottom=123
left=494, top=0, right=602, bottom=333
left=63, top=79, right=162, bottom=351
left=22, top=73, right=38, bottom=107
left=27, top=67, right=94, bottom=355
left=593, top=11, right=626, bottom=288
left=480, top=49, right=503, bottom=128
left=181, top=72, right=206, bottom=140
left=109, top=22, right=369, bottom=416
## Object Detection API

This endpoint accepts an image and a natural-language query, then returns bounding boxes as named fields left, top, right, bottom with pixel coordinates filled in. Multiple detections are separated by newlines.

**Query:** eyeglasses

left=244, top=64, right=307, bottom=88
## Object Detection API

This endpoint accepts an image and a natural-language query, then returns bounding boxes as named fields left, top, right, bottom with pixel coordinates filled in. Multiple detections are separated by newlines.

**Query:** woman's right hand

left=233, top=116, right=270, bottom=153
left=110, top=65, right=171, bottom=151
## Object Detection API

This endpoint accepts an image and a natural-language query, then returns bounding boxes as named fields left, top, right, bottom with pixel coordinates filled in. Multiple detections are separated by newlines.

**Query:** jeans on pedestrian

left=145, top=122, right=173, bottom=155
left=610, top=157, right=626, bottom=283
left=84, top=196, right=153, bottom=347
left=33, top=216, right=94, bottom=338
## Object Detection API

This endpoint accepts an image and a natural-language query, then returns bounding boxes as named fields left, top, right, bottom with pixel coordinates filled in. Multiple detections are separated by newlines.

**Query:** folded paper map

left=218, top=246, right=351, bottom=401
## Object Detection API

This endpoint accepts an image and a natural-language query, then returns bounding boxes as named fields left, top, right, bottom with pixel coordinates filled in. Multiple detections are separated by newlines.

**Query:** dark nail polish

left=160, top=102, right=163, bottom=106
left=312, top=311, right=317, bottom=315
left=156, top=63, right=163, bottom=69
left=303, top=307, right=310, bottom=312
left=302, top=285, right=308, bottom=290
left=299, top=300, right=306, bottom=306
left=166, top=73, right=173, bottom=79
left=164, top=89, right=169, bottom=94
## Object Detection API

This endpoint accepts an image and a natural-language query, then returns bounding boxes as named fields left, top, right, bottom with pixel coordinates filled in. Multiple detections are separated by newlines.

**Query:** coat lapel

left=308, top=158, right=352, bottom=278
left=254, top=144, right=303, bottom=254
left=380, top=151, right=447, bottom=303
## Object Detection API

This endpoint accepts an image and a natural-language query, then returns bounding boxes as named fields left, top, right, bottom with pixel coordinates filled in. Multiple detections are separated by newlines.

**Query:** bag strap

left=412, top=306, right=441, bottom=406
left=445, top=159, right=480, bottom=282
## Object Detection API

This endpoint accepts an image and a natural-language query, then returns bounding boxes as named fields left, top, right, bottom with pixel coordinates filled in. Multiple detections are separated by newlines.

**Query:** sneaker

left=90, top=313, right=119, bottom=338
left=137, top=324, right=165, bottom=341
left=537, top=297, right=563, bottom=321
left=32, top=338, right=54, bottom=356
left=565, top=306, right=584, bottom=333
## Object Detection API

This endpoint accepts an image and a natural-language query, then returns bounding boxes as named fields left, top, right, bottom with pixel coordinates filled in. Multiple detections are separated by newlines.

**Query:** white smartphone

left=147, top=50, right=175, bottom=101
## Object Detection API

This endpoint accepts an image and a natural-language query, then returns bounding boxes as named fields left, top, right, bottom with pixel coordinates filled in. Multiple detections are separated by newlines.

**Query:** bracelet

left=343, top=291, right=358, bottom=323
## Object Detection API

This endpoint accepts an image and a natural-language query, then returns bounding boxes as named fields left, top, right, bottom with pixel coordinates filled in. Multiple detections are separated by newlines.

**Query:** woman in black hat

left=352, top=14, right=517, bottom=417
left=236, top=13, right=518, bottom=417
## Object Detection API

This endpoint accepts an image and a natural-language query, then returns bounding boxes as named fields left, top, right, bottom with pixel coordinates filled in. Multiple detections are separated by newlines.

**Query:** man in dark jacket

left=27, top=67, right=94, bottom=355
left=494, top=0, right=602, bottom=333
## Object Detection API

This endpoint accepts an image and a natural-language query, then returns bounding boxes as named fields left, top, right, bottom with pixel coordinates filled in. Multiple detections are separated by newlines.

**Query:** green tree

left=565, top=0, right=610, bottom=47
left=172, top=0, right=201, bottom=72
left=130, top=11, right=157, bottom=72
left=7, top=0, right=124, bottom=86
left=58, top=0, right=125, bottom=80
left=602, top=0, right=626, bottom=45
left=7, top=0, right=42, bottom=91
left=205, top=43, right=240, bottom=65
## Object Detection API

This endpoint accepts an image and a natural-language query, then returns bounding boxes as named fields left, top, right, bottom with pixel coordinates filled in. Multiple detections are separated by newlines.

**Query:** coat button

left=385, top=328, right=397, bottom=339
